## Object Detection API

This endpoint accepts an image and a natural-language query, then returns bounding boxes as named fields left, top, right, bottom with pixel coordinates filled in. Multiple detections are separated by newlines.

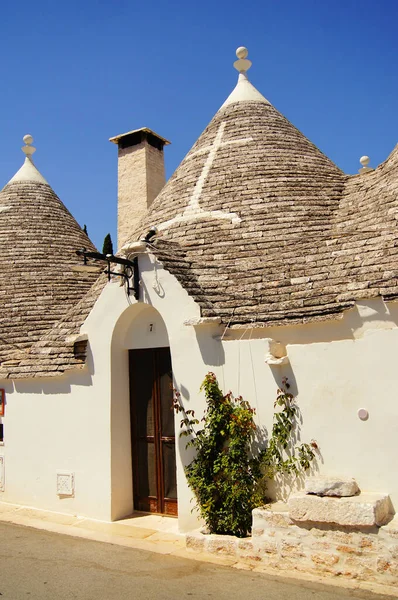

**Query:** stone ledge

left=185, top=516, right=398, bottom=591
left=288, top=492, right=393, bottom=527
left=119, top=240, right=148, bottom=254
left=379, top=515, right=398, bottom=539
left=186, top=531, right=206, bottom=552
left=186, top=530, right=240, bottom=558
left=252, top=505, right=291, bottom=531
left=183, top=317, right=222, bottom=326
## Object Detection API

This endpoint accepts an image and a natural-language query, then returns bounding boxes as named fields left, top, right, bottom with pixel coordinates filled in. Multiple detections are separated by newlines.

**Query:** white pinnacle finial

left=359, top=155, right=373, bottom=174
left=236, top=47, right=248, bottom=59
left=22, top=134, right=36, bottom=158
left=6, top=134, right=48, bottom=184
left=234, top=46, right=252, bottom=73
left=221, top=46, right=270, bottom=108
left=360, top=156, right=370, bottom=167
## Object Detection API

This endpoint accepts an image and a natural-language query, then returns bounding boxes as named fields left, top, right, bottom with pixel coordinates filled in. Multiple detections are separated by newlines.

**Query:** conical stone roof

left=145, top=99, right=344, bottom=232
left=0, top=136, right=100, bottom=364
left=2, top=51, right=397, bottom=379
left=134, top=49, right=353, bottom=325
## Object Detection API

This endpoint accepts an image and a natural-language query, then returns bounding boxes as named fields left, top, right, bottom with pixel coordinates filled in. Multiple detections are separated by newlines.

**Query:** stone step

left=288, top=492, right=393, bottom=527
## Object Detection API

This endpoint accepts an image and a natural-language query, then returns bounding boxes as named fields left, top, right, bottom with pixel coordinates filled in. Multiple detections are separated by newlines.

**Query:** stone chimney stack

left=109, top=128, right=170, bottom=249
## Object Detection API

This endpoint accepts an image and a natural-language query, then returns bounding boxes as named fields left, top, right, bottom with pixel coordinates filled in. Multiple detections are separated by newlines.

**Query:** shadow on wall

left=268, top=362, right=298, bottom=397
left=173, top=376, right=194, bottom=468
left=229, top=299, right=398, bottom=345
left=193, top=326, right=225, bottom=367
left=264, top=362, right=323, bottom=502
left=252, top=423, right=268, bottom=459
left=140, top=273, right=165, bottom=302
left=266, top=457, right=321, bottom=502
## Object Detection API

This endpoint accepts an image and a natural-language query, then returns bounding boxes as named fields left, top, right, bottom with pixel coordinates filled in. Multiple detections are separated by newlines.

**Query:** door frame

left=129, top=347, right=177, bottom=515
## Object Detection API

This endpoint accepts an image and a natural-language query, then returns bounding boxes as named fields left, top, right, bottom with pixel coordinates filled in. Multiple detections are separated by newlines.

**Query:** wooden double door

left=129, top=347, right=177, bottom=516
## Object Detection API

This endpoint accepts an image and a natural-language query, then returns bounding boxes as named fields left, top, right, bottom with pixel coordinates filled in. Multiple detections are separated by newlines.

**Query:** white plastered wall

left=0, top=280, right=133, bottom=520
left=1, top=251, right=398, bottom=532
left=129, top=256, right=398, bottom=531
left=0, top=254, right=202, bottom=524
left=208, top=301, right=398, bottom=513
left=0, top=369, right=115, bottom=519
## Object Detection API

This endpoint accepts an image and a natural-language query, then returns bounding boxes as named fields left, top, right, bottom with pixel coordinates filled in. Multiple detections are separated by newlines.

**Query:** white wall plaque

left=0, top=456, right=4, bottom=492
left=56, top=471, right=75, bottom=496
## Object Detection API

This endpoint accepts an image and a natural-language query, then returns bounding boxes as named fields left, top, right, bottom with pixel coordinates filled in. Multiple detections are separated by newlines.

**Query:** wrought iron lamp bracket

left=76, top=248, right=139, bottom=299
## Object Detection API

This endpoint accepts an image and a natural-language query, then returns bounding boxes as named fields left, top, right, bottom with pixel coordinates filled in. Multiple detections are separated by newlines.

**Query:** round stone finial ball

left=23, top=134, right=34, bottom=145
left=236, top=47, right=248, bottom=59
left=360, top=155, right=370, bottom=166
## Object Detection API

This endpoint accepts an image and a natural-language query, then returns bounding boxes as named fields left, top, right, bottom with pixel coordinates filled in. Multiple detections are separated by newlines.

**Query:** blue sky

left=1, top=0, right=397, bottom=250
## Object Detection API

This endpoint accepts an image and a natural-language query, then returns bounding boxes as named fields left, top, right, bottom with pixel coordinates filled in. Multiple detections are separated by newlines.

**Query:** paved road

left=0, top=522, right=393, bottom=600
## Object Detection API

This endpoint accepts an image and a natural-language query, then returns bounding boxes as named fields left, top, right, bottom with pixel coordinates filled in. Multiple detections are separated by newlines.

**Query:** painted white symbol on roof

left=157, top=122, right=253, bottom=231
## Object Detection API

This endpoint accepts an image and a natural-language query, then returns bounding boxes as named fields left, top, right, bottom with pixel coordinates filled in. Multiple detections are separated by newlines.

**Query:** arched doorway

left=112, top=303, right=177, bottom=517
left=129, top=346, right=177, bottom=515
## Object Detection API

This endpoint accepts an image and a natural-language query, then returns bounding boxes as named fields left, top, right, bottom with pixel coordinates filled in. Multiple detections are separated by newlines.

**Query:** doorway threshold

left=116, top=512, right=181, bottom=535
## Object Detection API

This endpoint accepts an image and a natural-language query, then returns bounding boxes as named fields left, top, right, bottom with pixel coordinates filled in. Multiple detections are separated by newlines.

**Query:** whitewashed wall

left=138, top=256, right=398, bottom=531
left=0, top=282, right=131, bottom=520
left=1, top=252, right=398, bottom=533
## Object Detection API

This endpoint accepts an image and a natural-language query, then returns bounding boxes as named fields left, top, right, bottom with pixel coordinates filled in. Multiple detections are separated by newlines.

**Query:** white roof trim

left=220, top=72, right=271, bottom=109
left=7, top=157, right=49, bottom=186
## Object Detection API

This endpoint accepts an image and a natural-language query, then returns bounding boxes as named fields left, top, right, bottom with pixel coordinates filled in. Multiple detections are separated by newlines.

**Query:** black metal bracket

left=76, top=248, right=139, bottom=300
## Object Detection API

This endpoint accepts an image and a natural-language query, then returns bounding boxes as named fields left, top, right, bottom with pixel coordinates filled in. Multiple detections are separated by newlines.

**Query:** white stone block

left=305, top=477, right=360, bottom=497
left=264, top=339, right=289, bottom=365
left=288, top=492, right=392, bottom=527
left=186, top=531, right=206, bottom=552
left=183, top=317, right=222, bottom=326
left=252, top=505, right=291, bottom=531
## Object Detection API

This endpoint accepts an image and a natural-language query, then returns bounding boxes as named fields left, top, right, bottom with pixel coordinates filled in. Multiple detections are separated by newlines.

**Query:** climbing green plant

left=174, top=372, right=263, bottom=537
left=174, top=373, right=317, bottom=538
left=261, top=377, right=316, bottom=480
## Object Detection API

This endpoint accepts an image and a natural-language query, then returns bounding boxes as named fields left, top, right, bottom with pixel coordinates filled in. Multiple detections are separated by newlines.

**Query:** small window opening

left=73, top=340, right=87, bottom=362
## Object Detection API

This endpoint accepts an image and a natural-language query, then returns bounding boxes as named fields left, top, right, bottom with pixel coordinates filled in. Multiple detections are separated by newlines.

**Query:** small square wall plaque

left=0, top=456, right=4, bottom=492
left=56, top=471, right=75, bottom=496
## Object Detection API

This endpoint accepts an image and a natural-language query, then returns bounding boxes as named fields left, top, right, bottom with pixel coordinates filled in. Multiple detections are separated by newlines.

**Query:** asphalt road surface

left=0, top=522, right=394, bottom=600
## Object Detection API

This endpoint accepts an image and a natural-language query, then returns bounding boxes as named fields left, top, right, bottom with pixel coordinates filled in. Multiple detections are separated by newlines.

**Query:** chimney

left=109, top=128, right=170, bottom=249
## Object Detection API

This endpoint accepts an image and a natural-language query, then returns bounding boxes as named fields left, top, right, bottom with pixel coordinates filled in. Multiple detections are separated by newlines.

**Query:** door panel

left=162, top=442, right=177, bottom=498
left=129, top=348, right=177, bottom=515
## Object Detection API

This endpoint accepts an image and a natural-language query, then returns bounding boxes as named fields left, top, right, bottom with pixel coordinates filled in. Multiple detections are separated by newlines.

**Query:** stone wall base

left=186, top=505, right=398, bottom=594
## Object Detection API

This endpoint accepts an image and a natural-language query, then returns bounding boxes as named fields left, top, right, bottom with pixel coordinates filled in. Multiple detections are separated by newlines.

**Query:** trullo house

left=0, top=47, right=397, bottom=541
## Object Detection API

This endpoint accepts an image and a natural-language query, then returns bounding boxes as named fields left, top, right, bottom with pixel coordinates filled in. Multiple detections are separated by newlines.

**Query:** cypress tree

left=102, top=233, right=114, bottom=256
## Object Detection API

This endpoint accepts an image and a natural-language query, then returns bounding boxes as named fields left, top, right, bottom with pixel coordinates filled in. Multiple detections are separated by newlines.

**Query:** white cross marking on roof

left=157, top=122, right=253, bottom=231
